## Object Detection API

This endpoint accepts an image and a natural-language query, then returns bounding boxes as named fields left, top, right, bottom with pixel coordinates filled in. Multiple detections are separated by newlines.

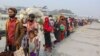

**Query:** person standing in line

left=49, top=15, right=56, bottom=44
left=26, top=14, right=38, bottom=33
left=43, top=17, right=52, bottom=52
left=54, top=18, right=60, bottom=44
left=58, top=16, right=67, bottom=41
left=5, top=8, right=24, bottom=51
left=21, top=25, right=28, bottom=56
left=29, top=30, right=37, bottom=56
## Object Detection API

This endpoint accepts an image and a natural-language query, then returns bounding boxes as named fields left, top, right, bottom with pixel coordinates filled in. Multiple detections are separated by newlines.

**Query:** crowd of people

left=0, top=7, right=93, bottom=56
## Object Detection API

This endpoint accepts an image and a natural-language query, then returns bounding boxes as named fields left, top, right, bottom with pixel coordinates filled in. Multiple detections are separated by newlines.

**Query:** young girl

left=21, top=25, right=28, bottom=56
left=29, top=30, right=40, bottom=56
left=34, top=29, right=40, bottom=56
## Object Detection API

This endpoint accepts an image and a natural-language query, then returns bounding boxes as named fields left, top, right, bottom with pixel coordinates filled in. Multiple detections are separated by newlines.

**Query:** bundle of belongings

left=0, top=52, right=14, bottom=56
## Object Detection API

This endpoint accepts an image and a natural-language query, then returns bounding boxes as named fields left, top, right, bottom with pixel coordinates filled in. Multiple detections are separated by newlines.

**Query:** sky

left=0, top=0, right=100, bottom=18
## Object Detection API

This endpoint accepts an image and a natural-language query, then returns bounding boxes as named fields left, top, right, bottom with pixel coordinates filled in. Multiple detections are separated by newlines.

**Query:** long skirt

left=59, top=31, right=65, bottom=41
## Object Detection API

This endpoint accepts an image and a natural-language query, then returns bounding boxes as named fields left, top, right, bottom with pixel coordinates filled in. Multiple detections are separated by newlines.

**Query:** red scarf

left=43, top=17, right=52, bottom=32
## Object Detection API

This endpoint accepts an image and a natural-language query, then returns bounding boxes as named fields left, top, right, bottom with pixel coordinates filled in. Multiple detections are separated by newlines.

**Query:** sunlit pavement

left=55, top=22, right=100, bottom=56
left=0, top=22, right=100, bottom=56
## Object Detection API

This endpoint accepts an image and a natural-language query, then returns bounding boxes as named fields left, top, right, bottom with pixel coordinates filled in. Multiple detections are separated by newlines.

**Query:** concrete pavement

left=54, top=22, right=100, bottom=56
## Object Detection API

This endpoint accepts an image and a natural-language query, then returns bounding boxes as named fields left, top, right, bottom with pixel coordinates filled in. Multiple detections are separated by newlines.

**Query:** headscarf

left=43, top=17, right=52, bottom=32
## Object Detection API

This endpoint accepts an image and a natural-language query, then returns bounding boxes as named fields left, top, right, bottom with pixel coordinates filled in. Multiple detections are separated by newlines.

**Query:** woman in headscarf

left=43, top=17, right=52, bottom=52
left=58, top=16, right=67, bottom=41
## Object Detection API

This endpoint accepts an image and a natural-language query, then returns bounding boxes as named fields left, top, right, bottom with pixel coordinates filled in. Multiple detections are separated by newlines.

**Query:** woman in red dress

left=43, top=17, right=52, bottom=52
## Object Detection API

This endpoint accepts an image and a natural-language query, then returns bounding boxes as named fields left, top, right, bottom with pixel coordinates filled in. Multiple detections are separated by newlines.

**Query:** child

left=29, top=30, right=40, bottom=56
left=34, top=29, right=40, bottom=56
left=34, top=29, right=38, bottom=36
left=21, top=25, right=28, bottom=56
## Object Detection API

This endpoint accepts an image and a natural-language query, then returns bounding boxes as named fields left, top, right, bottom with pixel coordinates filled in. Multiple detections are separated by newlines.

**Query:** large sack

left=14, top=47, right=25, bottom=56
left=50, top=33, right=56, bottom=42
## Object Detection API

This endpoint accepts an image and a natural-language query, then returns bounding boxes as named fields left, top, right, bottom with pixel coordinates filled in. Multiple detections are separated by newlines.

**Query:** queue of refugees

left=0, top=7, right=92, bottom=56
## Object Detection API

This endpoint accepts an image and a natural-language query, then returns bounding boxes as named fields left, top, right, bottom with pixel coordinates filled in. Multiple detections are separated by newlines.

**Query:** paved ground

left=0, top=22, right=100, bottom=56
left=54, top=22, right=100, bottom=56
